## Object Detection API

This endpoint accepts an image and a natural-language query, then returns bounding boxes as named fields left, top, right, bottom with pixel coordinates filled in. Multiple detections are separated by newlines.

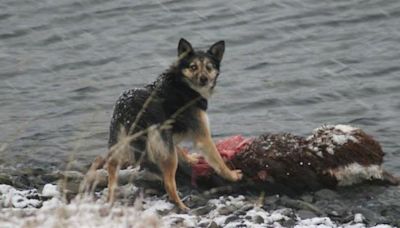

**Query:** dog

left=103, top=38, right=242, bottom=210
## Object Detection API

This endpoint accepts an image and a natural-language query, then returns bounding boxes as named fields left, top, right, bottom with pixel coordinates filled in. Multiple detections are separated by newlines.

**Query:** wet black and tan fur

left=102, top=38, right=242, bottom=210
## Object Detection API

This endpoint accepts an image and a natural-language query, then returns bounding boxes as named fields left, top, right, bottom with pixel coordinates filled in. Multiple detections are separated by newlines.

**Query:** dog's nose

left=199, top=76, right=208, bottom=86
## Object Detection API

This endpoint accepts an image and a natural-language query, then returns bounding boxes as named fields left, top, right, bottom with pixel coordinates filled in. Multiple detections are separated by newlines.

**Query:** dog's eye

left=190, top=65, right=197, bottom=71
left=206, top=63, right=215, bottom=72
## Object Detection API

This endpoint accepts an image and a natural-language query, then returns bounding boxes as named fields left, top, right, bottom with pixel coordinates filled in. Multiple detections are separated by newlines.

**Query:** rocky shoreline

left=1, top=181, right=399, bottom=227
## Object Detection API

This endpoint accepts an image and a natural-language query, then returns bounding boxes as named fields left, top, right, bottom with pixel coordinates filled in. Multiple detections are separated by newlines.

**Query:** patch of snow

left=0, top=184, right=41, bottom=208
left=371, top=225, right=394, bottom=228
left=41, top=184, right=59, bottom=198
left=354, top=213, right=364, bottom=223
left=164, top=213, right=198, bottom=227
left=295, top=217, right=335, bottom=228
left=332, top=134, right=358, bottom=145
left=0, top=184, right=395, bottom=228
left=329, top=164, right=383, bottom=186
left=326, top=147, right=335, bottom=155
left=335, top=124, right=358, bottom=133
left=143, top=197, right=174, bottom=214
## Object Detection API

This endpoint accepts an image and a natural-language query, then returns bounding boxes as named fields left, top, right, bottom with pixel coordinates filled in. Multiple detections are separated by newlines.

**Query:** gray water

left=1, top=0, right=400, bottom=179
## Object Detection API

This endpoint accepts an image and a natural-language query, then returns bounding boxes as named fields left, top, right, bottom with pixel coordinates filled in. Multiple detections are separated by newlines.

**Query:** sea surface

left=1, top=0, right=400, bottom=183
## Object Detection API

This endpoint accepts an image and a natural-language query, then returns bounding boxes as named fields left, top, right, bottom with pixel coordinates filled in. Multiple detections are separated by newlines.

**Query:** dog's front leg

left=194, top=110, right=243, bottom=181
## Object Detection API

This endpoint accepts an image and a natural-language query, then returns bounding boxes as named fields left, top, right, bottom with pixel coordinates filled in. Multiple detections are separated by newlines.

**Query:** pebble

left=354, top=213, right=364, bottom=223
left=185, top=194, right=208, bottom=208
left=352, top=207, right=382, bottom=226
left=325, top=203, right=347, bottom=217
left=252, top=215, right=264, bottom=224
left=297, top=209, right=317, bottom=219
left=207, top=221, right=219, bottom=228
left=300, top=194, right=314, bottom=203
left=0, top=174, right=13, bottom=185
left=225, top=215, right=240, bottom=224
left=314, top=189, right=339, bottom=201
left=218, top=205, right=236, bottom=215
left=191, top=204, right=216, bottom=216
left=235, top=204, right=253, bottom=216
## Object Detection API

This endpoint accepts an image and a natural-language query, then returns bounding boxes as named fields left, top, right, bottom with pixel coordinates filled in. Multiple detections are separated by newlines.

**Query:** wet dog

left=104, top=38, right=242, bottom=210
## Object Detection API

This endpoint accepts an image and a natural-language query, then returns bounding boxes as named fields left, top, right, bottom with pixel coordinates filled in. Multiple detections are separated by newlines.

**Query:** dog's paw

left=186, top=153, right=201, bottom=165
left=228, top=169, right=243, bottom=182
left=178, top=203, right=190, bottom=213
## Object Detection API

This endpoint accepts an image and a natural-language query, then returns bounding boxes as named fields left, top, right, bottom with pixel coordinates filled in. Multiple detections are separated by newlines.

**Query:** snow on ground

left=0, top=184, right=395, bottom=228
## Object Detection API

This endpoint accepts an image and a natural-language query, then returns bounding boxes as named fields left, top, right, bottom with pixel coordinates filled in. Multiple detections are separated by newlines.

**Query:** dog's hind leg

left=106, top=158, right=120, bottom=204
left=159, top=150, right=189, bottom=211
left=80, top=156, right=106, bottom=194
left=147, top=129, right=189, bottom=211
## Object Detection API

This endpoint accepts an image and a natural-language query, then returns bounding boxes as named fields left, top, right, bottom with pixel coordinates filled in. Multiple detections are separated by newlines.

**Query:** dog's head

left=176, top=38, right=225, bottom=98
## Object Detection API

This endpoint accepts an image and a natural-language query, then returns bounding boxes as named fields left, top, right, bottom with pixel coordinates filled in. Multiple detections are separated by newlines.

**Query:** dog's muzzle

left=199, top=76, right=208, bottom=86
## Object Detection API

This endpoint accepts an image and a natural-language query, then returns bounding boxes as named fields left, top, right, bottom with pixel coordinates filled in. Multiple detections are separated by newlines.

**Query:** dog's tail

left=80, top=126, right=141, bottom=197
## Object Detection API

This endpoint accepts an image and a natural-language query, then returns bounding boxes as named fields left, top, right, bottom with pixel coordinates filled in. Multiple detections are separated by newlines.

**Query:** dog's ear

left=208, top=40, right=225, bottom=62
left=178, top=38, right=193, bottom=57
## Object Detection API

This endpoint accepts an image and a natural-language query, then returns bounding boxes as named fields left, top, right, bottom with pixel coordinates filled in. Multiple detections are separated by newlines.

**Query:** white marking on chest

left=203, top=112, right=210, bottom=130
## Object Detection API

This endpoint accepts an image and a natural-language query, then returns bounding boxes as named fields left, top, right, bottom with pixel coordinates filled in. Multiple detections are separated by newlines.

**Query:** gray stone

left=225, top=215, right=239, bottom=224
left=263, top=195, right=280, bottom=210
left=265, top=195, right=280, bottom=204
left=252, top=215, right=264, bottom=224
left=325, top=203, right=347, bottom=217
left=207, top=221, right=219, bottom=228
left=352, top=207, right=381, bottom=226
left=191, top=204, right=216, bottom=216
left=297, top=210, right=317, bottom=219
left=218, top=205, right=236, bottom=216
left=314, top=189, right=339, bottom=201
left=300, top=194, right=314, bottom=203
left=235, top=204, right=253, bottom=216
left=185, top=195, right=208, bottom=208
left=280, top=218, right=296, bottom=227
left=280, top=196, right=321, bottom=215
left=0, top=174, right=12, bottom=185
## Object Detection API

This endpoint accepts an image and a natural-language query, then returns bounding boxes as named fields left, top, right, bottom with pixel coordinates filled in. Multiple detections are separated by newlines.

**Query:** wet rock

left=0, top=185, right=42, bottom=208
left=252, top=215, right=264, bottom=224
left=380, top=204, right=400, bottom=225
left=0, top=174, right=12, bottom=185
left=353, top=213, right=365, bottom=223
left=324, top=202, right=347, bottom=217
left=262, top=195, right=280, bottom=210
left=207, top=221, right=219, bottom=228
left=185, top=194, right=208, bottom=208
left=297, top=210, right=317, bottom=219
left=314, top=189, right=339, bottom=201
left=280, top=218, right=296, bottom=227
left=191, top=204, right=215, bottom=216
left=11, top=175, right=32, bottom=189
left=225, top=215, right=240, bottom=224
left=280, top=195, right=322, bottom=215
left=218, top=205, right=236, bottom=215
left=336, top=214, right=356, bottom=224
left=300, top=194, right=314, bottom=203
left=352, top=207, right=385, bottom=226
left=40, top=173, right=60, bottom=184
left=235, top=204, right=253, bottom=216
